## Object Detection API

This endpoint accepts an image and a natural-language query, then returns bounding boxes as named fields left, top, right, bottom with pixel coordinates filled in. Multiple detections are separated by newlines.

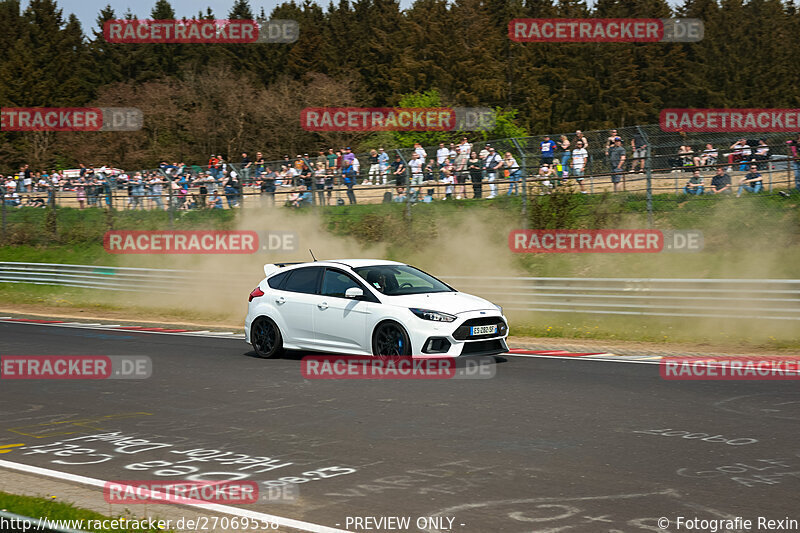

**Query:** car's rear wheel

left=251, top=316, right=283, bottom=358
left=372, top=321, right=411, bottom=356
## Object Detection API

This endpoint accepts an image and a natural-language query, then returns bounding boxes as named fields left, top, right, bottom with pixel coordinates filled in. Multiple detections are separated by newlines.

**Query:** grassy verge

left=0, top=492, right=172, bottom=532
left=0, top=284, right=239, bottom=327
left=508, top=312, right=800, bottom=352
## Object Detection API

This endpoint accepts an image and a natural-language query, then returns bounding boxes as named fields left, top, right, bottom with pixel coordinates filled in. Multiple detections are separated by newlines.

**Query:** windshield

left=354, top=265, right=454, bottom=296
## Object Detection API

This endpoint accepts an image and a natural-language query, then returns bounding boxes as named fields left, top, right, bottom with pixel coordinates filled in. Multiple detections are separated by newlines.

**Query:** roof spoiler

left=264, top=262, right=303, bottom=277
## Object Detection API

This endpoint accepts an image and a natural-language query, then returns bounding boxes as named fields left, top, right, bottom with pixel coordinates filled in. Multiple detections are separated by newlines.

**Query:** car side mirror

left=345, top=287, right=364, bottom=299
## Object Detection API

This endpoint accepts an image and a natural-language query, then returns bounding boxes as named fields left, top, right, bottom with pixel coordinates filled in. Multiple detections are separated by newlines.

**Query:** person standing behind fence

left=314, top=162, right=327, bottom=205
left=571, top=141, right=588, bottom=193
left=342, top=160, right=357, bottom=204
left=129, top=172, right=145, bottom=209
left=378, top=148, right=389, bottom=185
left=605, top=129, right=619, bottom=170
left=149, top=174, right=165, bottom=210
left=326, top=148, right=337, bottom=173
left=574, top=130, right=588, bottom=151
left=558, top=135, right=571, bottom=171
left=484, top=145, right=503, bottom=198
left=468, top=152, right=483, bottom=199
left=437, top=143, right=449, bottom=168
left=787, top=134, right=800, bottom=191
left=367, top=149, right=380, bottom=185
left=408, top=152, right=424, bottom=186
left=260, top=167, right=276, bottom=206
left=87, top=170, right=100, bottom=206
left=414, top=142, right=427, bottom=162
left=391, top=155, right=406, bottom=186
left=255, top=152, right=265, bottom=175
left=224, top=174, right=240, bottom=208
left=241, top=152, right=251, bottom=181
left=631, top=131, right=647, bottom=174
left=540, top=135, right=556, bottom=167
left=504, top=152, right=520, bottom=196
left=608, top=138, right=626, bottom=192
left=75, top=175, right=87, bottom=209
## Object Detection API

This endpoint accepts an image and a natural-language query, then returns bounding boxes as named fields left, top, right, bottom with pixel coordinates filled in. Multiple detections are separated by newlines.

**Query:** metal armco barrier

left=443, top=276, right=800, bottom=321
left=0, top=262, right=194, bottom=292
left=1, top=263, right=799, bottom=321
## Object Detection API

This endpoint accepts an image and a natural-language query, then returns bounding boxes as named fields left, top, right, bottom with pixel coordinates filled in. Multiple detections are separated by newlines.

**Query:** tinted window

left=267, top=271, right=289, bottom=289
left=282, top=267, right=321, bottom=294
left=353, top=264, right=453, bottom=295
left=321, top=269, right=361, bottom=298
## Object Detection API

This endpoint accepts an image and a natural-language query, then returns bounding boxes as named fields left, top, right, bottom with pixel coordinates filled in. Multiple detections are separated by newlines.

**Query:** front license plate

left=470, top=325, right=497, bottom=336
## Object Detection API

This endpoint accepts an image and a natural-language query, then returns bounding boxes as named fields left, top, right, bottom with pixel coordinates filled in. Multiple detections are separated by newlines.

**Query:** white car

left=245, top=259, right=509, bottom=358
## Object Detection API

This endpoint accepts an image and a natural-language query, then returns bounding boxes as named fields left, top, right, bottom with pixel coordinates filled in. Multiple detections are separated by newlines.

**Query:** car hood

left=382, top=291, right=499, bottom=314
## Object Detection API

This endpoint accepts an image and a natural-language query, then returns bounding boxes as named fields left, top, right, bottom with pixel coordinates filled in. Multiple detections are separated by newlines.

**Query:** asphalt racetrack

left=1, top=320, right=799, bottom=532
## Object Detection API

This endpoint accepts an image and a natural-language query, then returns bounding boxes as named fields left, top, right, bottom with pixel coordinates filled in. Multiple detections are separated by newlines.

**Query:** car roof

left=264, top=259, right=403, bottom=277
left=321, top=259, right=403, bottom=268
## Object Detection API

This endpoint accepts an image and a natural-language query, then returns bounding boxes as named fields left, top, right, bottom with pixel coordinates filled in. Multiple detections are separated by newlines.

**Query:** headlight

left=410, top=308, right=457, bottom=322
left=496, top=304, right=503, bottom=315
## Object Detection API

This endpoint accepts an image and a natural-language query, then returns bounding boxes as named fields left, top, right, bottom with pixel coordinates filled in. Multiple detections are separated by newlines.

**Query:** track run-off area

left=1, top=318, right=799, bottom=533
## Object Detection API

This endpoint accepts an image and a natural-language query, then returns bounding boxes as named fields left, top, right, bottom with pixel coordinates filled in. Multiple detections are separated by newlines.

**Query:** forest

left=1, top=0, right=798, bottom=171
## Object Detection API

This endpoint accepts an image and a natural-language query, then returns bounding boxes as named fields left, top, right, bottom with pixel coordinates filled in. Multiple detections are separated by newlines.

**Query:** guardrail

left=2, top=262, right=799, bottom=321
left=446, top=276, right=800, bottom=321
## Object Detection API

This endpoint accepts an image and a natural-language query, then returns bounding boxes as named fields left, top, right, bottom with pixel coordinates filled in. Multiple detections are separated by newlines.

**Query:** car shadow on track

left=243, top=350, right=508, bottom=365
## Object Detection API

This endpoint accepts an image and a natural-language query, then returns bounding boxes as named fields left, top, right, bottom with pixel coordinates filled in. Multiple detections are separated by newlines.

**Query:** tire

left=372, top=321, right=411, bottom=356
left=251, top=316, right=283, bottom=359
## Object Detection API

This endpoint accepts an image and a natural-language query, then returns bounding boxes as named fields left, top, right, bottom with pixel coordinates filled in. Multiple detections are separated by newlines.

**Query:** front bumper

left=408, top=311, right=509, bottom=357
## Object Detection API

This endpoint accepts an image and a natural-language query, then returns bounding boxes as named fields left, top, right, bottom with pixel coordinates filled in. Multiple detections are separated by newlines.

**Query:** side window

left=282, top=267, right=321, bottom=294
left=267, top=271, right=289, bottom=289
left=321, top=269, right=361, bottom=298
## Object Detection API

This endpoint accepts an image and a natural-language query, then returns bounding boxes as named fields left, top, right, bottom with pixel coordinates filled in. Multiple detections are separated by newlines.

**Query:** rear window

left=282, top=267, right=321, bottom=294
left=267, top=271, right=289, bottom=289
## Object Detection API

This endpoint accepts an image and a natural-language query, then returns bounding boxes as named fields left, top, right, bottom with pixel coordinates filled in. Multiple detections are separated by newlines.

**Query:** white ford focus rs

left=245, top=259, right=509, bottom=358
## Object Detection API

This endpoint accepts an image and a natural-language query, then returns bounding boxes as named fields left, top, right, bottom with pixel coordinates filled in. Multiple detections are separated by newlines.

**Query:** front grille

left=453, top=317, right=508, bottom=340
left=461, top=339, right=505, bottom=356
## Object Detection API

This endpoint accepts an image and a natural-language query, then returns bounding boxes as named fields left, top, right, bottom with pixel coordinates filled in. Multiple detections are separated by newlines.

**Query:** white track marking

left=0, top=459, right=353, bottom=533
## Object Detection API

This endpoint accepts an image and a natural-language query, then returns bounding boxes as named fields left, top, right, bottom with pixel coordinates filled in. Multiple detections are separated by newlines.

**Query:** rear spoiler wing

left=264, top=262, right=303, bottom=276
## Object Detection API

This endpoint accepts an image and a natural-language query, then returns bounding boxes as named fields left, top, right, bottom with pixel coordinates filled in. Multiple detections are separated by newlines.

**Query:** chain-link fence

left=2, top=124, right=799, bottom=237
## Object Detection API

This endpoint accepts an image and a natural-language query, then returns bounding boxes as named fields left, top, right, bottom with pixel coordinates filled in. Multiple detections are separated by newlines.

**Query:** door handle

left=317, top=302, right=328, bottom=310
left=276, top=296, right=285, bottom=304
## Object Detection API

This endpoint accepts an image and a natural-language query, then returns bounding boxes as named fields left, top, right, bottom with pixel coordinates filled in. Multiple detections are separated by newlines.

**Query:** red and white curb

left=0, top=317, right=246, bottom=339
left=506, top=348, right=665, bottom=364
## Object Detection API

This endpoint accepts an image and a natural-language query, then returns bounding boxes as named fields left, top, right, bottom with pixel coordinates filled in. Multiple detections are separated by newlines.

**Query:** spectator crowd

left=4, top=131, right=800, bottom=209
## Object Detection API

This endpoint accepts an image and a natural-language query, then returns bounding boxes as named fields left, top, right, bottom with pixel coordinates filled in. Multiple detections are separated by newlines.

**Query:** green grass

left=0, top=491, right=173, bottom=532
left=508, top=312, right=800, bottom=351
left=0, top=283, right=239, bottom=326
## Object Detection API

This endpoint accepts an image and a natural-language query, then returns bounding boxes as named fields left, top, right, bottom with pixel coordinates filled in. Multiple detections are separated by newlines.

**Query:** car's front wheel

left=372, top=321, right=411, bottom=356
left=251, top=316, right=283, bottom=358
